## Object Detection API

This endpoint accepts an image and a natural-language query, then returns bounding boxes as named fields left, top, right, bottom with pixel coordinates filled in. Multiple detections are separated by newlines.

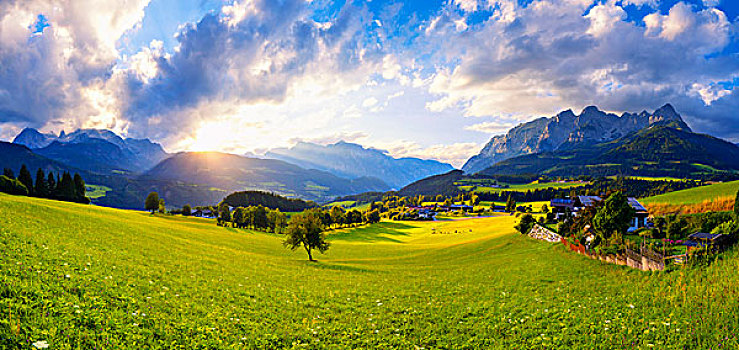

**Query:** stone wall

left=528, top=224, right=562, bottom=243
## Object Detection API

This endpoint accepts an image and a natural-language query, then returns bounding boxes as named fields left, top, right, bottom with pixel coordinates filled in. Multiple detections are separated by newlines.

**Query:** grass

left=1, top=193, right=739, bottom=348
left=641, top=181, right=739, bottom=215
left=84, top=185, right=112, bottom=199
left=458, top=180, right=589, bottom=194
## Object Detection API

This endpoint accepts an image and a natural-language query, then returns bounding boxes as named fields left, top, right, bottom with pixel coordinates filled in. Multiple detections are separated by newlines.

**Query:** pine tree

left=18, top=165, right=34, bottom=196
left=47, top=172, right=56, bottom=197
left=73, top=173, right=87, bottom=202
left=58, top=172, right=75, bottom=201
left=34, top=169, right=48, bottom=198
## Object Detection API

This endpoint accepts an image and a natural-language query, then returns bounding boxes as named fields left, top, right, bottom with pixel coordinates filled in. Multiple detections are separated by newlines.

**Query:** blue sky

left=1, top=0, right=738, bottom=166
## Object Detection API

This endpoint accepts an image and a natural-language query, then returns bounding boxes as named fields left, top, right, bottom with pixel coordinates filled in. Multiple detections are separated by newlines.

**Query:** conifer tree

left=18, top=165, right=34, bottom=196
left=47, top=172, right=56, bottom=197
left=3, top=168, right=14, bottom=179
left=34, top=169, right=48, bottom=198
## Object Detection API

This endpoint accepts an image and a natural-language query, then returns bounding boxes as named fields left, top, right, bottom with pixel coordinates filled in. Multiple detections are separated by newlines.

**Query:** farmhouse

left=685, top=232, right=729, bottom=252
left=550, top=195, right=649, bottom=232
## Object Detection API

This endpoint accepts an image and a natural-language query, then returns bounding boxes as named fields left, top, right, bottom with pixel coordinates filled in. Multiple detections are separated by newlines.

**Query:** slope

left=1, top=194, right=738, bottom=348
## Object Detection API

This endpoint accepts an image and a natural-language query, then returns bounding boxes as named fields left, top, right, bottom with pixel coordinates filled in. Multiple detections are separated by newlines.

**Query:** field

left=641, top=180, right=739, bottom=215
left=457, top=180, right=589, bottom=194
left=2, top=194, right=739, bottom=349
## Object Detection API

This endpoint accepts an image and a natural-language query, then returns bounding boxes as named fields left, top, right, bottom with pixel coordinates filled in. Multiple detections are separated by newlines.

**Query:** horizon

left=1, top=0, right=739, bottom=168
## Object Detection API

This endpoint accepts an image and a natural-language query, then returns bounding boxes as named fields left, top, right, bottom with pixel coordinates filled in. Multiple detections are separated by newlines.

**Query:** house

left=686, top=232, right=728, bottom=253
left=549, top=195, right=649, bottom=232
left=448, top=204, right=473, bottom=212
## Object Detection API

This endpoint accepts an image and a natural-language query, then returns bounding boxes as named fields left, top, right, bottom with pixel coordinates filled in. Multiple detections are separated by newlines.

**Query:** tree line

left=221, top=191, right=317, bottom=212
left=1, top=165, right=89, bottom=204
left=475, top=177, right=701, bottom=202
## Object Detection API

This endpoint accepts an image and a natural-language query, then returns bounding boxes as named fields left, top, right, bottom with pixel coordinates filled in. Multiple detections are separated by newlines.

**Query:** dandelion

left=32, top=340, right=49, bottom=349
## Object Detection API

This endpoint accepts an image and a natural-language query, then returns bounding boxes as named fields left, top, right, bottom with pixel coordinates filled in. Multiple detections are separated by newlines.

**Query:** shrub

left=0, top=175, right=29, bottom=196
left=515, top=214, right=536, bottom=234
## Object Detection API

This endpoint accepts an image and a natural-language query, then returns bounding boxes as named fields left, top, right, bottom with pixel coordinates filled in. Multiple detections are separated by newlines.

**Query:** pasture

left=1, top=194, right=738, bottom=349
left=641, top=180, right=739, bottom=215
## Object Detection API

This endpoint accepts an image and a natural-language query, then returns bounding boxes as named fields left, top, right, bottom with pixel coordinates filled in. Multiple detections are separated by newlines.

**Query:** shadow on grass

left=328, top=222, right=417, bottom=243
left=302, top=260, right=376, bottom=273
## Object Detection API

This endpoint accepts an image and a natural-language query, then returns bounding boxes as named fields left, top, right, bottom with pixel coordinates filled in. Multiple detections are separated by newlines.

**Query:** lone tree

left=145, top=192, right=160, bottom=214
left=505, top=195, right=516, bottom=213
left=592, top=192, right=634, bottom=242
left=182, top=204, right=192, bottom=216
left=283, top=210, right=329, bottom=261
left=515, top=213, right=536, bottom=234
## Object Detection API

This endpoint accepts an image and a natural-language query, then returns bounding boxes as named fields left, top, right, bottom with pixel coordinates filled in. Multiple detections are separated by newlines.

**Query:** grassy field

left=1, top=194, right=739, bottom=349
left=641, top=181, right=738, bottom=215
left=457, top=180, right=589, bottom=194
left=641, top=181, right=739, bottom=205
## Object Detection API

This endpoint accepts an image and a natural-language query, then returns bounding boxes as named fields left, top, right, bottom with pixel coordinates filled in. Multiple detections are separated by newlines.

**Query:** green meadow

left=641, top=180, right=739, bottom=205
left=458, top=180, right=590, bottom=194
left=1, top=194, right=738, bottom=349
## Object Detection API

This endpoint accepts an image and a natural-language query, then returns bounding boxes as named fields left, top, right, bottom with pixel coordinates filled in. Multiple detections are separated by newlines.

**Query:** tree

left=505, top=195, right=516, bottom=213
left=541, top=204, right=549, bottom=214
left=46, top=173, right=56, bottom=195
left=145, top=192, right=160, bottom=213
left=217, top=202, right=231, bottom=226
left=471, top=194, right=480, bottom=206
left=366, top=209, right=381, bottom=224
left=182, top=204, right=192, bottom=216
left=0, top=175, right=28, bottom=195
left=18, top=165, right=34, bottom=196
left=734, top=188, right=739, bottom=217
left=3, top=168, right=14, bottom=179
left=592, top=192, right=634, bottom=242
left=73, top=173, right=87, bottom=202
left=267, top=209, right=287, bottom=233
left=329, top=206, right=346, bottom=228
left=283, top=210, right=329, bottom=261
left=515, top=214, right=536, bottom=234
left=232, top=207, right=247, bottom=228
left=158, top=198, right=166, bottom=213
left=34, top=169, right=48, bottom=198
left=57, top=172, right=75, bottom=201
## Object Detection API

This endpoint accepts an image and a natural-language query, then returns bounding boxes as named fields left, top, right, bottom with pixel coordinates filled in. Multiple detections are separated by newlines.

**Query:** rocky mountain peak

left=462, top=104, right=693, bottom=174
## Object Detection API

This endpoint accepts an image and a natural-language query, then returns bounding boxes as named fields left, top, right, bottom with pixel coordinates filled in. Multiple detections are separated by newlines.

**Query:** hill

left=479, top=124, right=739, bottom=179
left=640, top=180, right=739, bottom=214
left=2, top=193, right=739, bottom=348
left=266, top=141, right=454, bottom=188
left=221, top=191, right=318, bottom=211
left=143, top=152, right=391, bottom=202
left=396, top=169, right=465, bottom=197
left=463, top=104, right=689, bottom=174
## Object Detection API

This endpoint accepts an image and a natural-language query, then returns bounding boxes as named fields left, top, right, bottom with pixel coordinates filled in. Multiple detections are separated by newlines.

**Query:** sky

left=0, top=0, right=738, bottom=167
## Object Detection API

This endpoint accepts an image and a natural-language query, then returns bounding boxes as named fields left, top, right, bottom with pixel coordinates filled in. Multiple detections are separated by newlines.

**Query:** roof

left=550, top=198, right=573, bottom=207
left=627, top=197, right=647, bottom=212
left=578, top=196, right=602, bottom=207
left=689, top=232, right=726, bottom=241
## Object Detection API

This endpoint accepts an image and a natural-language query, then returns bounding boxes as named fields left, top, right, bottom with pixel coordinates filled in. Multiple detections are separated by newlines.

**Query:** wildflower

left=32, top=341, right=49, bottom=349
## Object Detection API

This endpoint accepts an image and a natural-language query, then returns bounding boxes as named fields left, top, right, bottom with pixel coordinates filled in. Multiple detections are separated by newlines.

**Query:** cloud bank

left=0, top=0, right=737, bottom=166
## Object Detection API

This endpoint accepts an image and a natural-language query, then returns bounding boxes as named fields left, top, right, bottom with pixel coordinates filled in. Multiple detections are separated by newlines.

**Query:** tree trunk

left=304, top=244, right=314, bottom=261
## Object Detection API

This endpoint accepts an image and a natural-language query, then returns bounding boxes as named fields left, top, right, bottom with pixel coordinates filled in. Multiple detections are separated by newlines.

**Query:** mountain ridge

left=462, top=104, right=689, bottom=174
left=265, top=140, right=454, bottom=188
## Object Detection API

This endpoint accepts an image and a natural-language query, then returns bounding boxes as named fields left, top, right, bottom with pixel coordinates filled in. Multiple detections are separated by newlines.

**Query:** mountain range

left=4, top=128, right=453, bottom=208
left=14, top=128, right=168, bottom=173
left=462, top=104, right=689, bottom=174
left=265, top=141, right=454, bottom=188
left=474, top=113, right=739, bottom=178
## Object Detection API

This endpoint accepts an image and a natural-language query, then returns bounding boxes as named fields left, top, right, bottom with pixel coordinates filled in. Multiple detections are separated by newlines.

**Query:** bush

left=0, top=175, right=29, bottom=196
